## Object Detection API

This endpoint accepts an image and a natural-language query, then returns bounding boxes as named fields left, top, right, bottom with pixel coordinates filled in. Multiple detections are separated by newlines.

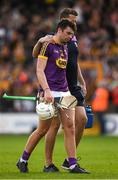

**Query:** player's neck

left=53, top=35, right=63, bottom=45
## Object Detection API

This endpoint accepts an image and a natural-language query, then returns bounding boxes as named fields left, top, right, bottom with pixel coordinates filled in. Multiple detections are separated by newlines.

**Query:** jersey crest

left=56, top=58, right=67, bottom=69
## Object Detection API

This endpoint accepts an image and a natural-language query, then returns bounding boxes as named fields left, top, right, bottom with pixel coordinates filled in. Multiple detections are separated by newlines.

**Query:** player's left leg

left=61, top=90, right=90, bottom=173
left=60, top=108, right=89, bottom=173
left=61, top=106, right=89, bottom=173
left=59, top=108, right=76, bottom=159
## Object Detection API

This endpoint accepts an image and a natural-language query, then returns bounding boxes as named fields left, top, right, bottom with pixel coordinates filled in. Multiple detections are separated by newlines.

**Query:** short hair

left=60, top=8, right=78, bottom=19
left=56, top=19, right=76, bottom=33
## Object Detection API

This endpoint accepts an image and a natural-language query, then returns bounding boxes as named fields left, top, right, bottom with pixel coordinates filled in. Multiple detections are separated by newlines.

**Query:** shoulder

left=41, top=39, right=55, bottom=49
left=39, top=39, right=56, bottom=57
left=40, top=41, right=52, bottom=53
left=71, top=36, right=78, bottom=42
left=68, top=36, right=78, bottom=48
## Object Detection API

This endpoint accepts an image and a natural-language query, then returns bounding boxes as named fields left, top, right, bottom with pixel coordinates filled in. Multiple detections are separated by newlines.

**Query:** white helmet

left=36, top=102, right=55, bottom=120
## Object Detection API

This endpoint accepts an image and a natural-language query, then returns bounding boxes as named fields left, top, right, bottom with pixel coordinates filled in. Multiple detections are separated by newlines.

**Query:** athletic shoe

left=43, top=164, right=59, bottom=172
left=16, top=160, right=28, bottom=173
left=61, top=159, right=70, bottom=170
left=70, top=164, right=90, bottom=174
left=61, top=159, right=90, bottom=174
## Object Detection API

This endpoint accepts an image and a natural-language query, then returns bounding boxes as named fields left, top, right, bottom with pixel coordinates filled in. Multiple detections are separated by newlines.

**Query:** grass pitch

left=0, top=134, right=118, bottom=179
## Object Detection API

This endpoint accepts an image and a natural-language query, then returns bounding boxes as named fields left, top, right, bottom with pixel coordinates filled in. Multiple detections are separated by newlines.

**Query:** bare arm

left=32, top=35, right=53, bottom=58
left=37, top=56, right=54, bottom=103
left=32, top=40, right=42, bottom=58
left=36, top=57, right=49, bottom=90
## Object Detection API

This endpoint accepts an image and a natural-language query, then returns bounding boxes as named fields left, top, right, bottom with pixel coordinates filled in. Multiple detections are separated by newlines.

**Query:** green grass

left=0, top=134, right=118, bottom=179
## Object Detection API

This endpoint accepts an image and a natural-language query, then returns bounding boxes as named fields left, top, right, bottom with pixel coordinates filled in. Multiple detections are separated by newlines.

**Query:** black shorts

left=69, top=86, right=85, bottom=106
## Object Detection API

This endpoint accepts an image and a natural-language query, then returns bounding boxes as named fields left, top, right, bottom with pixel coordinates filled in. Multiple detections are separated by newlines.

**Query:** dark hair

left=60, top=8, right=78, bottom=19
left=56, top=19, right=76, bottom=32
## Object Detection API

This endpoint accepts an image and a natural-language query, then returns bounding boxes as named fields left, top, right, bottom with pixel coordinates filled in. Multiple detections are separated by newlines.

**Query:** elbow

left=36, top=68, right=42, bottom=76
left=32, top=48, right=38, bottom=58
left=36, top=67, right=45, bottom=79
left=36, top=69, right=41, bottom=84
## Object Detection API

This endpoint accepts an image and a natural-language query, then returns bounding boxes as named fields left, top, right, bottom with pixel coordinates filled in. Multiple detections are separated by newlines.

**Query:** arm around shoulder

left=32, top=35, right=53, bottom=58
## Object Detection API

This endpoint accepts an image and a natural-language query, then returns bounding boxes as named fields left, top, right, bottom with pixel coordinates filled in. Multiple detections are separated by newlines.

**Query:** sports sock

left=20, top=150, right=30, bottom=162
left=68, top=157, right=77, bottom=169
left=20, top=157, right=27, bottom=163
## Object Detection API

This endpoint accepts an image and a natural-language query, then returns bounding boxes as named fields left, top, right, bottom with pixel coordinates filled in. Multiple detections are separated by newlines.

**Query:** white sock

left=69, top=164, right=77, bottom=170
left=20, top=157, right=27, bottom=163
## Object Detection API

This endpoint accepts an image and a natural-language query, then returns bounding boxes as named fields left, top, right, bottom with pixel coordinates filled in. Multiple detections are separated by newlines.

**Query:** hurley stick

left=2, top=93, right=37, bottom=101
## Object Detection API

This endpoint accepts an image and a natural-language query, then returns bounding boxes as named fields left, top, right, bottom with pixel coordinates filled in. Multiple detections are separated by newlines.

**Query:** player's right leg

left=75, top=106, right=87, bottom=147
left=17, top=119, right=52, bottom=173
left=43, top=116, right=61, bottom=172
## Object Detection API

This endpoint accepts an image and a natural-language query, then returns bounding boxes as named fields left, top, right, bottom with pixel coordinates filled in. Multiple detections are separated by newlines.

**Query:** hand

left=81, top=85, right=87, bottom=96
left=32, top=35, right=53, bottom=58
left=44, top=89, right=54, bottom=103
left=39, top=35, right=53, bottom=43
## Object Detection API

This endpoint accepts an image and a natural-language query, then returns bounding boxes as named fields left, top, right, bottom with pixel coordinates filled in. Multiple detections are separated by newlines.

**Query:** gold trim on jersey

left=38, top=55, right=48, bottom=60
left=40, top=42, right=50, bottom=56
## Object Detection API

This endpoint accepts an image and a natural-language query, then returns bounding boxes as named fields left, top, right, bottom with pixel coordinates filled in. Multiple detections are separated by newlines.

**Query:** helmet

left=36, top=102, right=55, bottom=120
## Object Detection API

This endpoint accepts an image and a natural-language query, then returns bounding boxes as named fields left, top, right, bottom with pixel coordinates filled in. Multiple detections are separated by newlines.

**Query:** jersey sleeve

left=38, top=42, right=51, bottom=60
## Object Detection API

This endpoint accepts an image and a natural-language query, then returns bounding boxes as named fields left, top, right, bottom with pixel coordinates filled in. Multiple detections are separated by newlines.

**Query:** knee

left=36, top=127, right=49, bottom=138
left=64, top=123, right=75, bottom=135
left=53, top=121, right=60, bottom=131
left=69, top=126, right=75, bottom=136
left=51, top=120, right=60, bottom=133
left=82, top=114, right=88, bottom=125
left=75, top=114, right=87, bottom=127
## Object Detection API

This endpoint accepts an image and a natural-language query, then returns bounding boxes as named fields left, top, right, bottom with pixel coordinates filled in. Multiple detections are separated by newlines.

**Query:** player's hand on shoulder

left=32, top=35, right=53, bottom=58
left=39, top=35, right=53, bottom=43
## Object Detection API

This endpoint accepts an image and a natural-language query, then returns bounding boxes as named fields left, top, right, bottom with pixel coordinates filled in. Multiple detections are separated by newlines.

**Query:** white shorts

left=51, top=91, right=71, bottom=97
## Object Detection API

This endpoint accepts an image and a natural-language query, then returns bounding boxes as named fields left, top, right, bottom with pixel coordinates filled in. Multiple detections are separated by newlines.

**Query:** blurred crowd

left=0, top=0, right=118, bottom=112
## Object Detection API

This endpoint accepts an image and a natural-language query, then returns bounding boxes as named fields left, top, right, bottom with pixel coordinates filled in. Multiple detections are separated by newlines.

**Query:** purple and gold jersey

left=38, top=41, right=68, bottom=92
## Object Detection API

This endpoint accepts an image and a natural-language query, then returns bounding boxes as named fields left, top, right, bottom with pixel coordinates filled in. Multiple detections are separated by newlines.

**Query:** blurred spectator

left=0, top=0, right=118, bottom=112
left=91, top=80, right=110, bottom=135
left=108, top=60, right=118, bottom=113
